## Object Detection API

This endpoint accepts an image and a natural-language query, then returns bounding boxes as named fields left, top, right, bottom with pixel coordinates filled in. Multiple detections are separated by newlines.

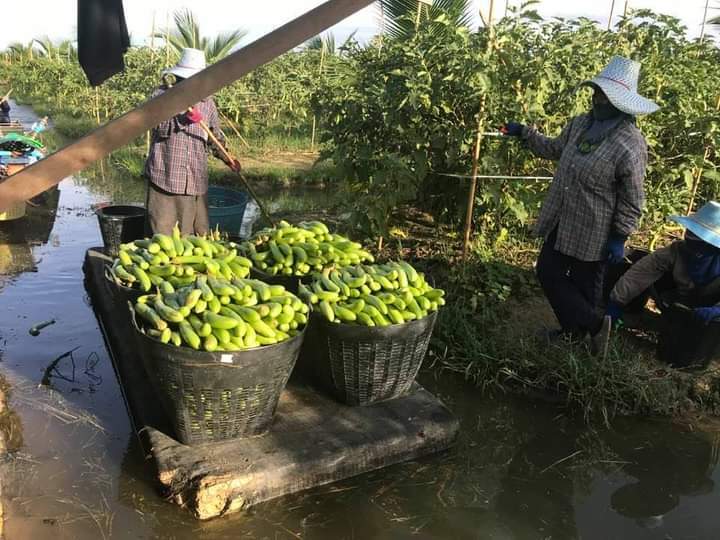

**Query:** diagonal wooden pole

left=0, top=0, right=376, bottom=212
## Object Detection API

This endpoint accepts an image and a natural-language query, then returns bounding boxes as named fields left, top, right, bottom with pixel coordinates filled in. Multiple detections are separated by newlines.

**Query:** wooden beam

left=0, top=0, right=375, bottom=211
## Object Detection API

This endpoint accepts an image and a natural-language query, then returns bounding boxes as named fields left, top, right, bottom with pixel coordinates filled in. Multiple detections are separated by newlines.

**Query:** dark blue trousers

left=536, top=229, right=606, bottom=336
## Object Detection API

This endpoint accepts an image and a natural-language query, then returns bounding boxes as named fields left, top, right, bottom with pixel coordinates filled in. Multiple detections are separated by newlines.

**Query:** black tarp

left=77, top=0, right=130, bottom=86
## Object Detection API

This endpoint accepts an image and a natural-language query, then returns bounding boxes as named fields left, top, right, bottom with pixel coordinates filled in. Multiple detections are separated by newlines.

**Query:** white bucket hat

left=582, top=56, right=659, bottom=116
left=163, top=48, right=206, bottom=79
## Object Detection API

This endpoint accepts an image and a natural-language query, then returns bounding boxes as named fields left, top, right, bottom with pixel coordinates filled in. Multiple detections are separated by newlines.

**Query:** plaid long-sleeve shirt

left=144, top=88, right=224, bottom=196
left=523, top=114, right=648, bottom=262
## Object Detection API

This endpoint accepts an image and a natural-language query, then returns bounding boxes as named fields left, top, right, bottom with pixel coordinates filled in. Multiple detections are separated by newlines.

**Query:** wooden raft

left=83, top=249, right=459, bottom=520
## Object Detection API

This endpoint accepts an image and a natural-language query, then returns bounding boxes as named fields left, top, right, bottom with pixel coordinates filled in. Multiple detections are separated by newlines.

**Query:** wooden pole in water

left=0, top=0, right=377, bottom=210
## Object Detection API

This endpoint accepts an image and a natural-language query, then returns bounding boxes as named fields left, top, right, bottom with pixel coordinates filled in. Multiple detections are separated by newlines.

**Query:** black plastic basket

left=657, top=303, right=720, bottom=369
left=131, top=308, right=303, bottom=445
left=95, top=205, right=146, bottom=257
left=297, top=311, right=438, bottom=406
left=250, top=267, right=312, bottom=294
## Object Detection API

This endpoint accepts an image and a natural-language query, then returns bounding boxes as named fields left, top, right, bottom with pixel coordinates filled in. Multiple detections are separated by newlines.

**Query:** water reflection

left=609, top=425, right=717, bottom=529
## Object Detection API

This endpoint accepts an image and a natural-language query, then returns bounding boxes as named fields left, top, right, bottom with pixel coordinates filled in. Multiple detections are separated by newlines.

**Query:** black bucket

left=131, top=308, right=304, bottom=445
left=657, top=303, right=720, bottom=369
left=297, top=311, right=438, bottom=406
left=604, top=248, right=651, bottom=313
left=95, top=205, right=146, bottom=257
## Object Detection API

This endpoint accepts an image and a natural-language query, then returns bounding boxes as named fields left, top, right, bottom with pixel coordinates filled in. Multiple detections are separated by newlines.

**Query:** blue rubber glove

left=693, top=306, right=720, bottom=324
left=606, top=302, right=624, bottom=323
left=501, top=122, right=524, bottom=137
left=606, top=234, right=627, bottom=265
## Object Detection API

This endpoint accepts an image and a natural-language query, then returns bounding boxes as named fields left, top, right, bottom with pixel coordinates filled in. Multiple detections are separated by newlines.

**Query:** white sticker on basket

left=220, top=354, right=234, bottom=364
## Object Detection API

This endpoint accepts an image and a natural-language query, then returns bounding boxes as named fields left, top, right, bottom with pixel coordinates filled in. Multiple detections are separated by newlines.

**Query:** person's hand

left=606, top=302, right=624, bottom=323
left=185, top=109, right=203, bottom=124
left=693, top=306, right=720, bottom=324
left=606, top=234, right=627, bottom=265
left=228, top=158, right=242, bottom=173
left=501, top=122, right=524, bottom=137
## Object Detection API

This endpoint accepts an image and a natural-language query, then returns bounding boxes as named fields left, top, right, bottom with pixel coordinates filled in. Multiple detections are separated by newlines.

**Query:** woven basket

left=131, top=308, right=303, bottom=445
left=298, top=311, right=438, bottom=406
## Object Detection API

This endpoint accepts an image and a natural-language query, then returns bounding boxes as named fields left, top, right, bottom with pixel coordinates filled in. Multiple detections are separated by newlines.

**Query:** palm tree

left=31, top=37, right=77, bottom=62
left=155, top=9, right=247, bottom=64
left=5, top=41, right=36, bottom=61
left=305, top=34, right=336, bottom=55
left=379, top=0, right=474, bottom=39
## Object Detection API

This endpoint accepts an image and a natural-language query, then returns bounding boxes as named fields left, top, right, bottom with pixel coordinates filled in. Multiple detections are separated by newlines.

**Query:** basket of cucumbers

left=297, top=261, right=445, bottom=406
left=130, top=275, right=307, bottom=445
left=240, top=220, right=375, bottom=293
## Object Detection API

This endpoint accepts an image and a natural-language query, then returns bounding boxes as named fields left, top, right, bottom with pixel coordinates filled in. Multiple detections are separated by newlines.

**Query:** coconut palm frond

left=154, top=9, right=246, bottom=63
left=380, top=0, right=474, bottom=39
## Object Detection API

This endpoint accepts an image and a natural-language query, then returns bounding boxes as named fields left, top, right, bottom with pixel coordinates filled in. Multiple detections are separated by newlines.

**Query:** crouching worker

left=607, top=201, right=720, bottom=324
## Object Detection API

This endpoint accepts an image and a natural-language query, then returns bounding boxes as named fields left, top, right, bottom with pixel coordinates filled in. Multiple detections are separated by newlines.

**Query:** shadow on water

left=0, top=107, right=720, bottom=538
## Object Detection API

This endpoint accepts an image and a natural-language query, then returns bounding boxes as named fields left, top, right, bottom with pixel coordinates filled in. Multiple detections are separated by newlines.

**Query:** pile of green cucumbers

left=134, top=275, right=308, bottom=351
left=298, top=261, right=445, bottom=326
left=110, top=225, right=252, bottom=291
left=240, top=220, right=374, bottom=277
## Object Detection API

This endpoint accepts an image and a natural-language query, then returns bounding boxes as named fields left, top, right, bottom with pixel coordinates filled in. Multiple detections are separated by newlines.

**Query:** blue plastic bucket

left=207, top=185, right=249, bottom=236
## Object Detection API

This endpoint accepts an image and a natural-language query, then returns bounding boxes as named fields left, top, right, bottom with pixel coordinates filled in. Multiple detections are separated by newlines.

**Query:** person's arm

left=612, top=138, right=648, bottom=238
left=521, top=118, right=576, bottom=161
left=610, top=245, right=676, bottom=306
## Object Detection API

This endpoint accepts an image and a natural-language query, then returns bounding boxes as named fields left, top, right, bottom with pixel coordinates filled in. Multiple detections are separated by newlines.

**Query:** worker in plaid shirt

left=144, top=48, right=240, bottom=236
left=503, top=56, right=659, bottom=357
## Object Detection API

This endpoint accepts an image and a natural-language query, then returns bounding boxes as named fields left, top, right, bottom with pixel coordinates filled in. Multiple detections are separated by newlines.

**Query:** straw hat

left=582, top=56, right=659, bottom=116
left=163, top=48, right=206, bottom=79
left=670, top=201, right=720, bottom=249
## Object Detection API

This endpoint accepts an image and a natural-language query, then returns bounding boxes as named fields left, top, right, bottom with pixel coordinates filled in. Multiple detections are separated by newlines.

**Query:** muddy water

left=0, top=107, right=720, bottom=539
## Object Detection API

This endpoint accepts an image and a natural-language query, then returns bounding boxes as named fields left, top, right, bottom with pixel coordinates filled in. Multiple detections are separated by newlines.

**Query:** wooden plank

left=0, top=0, right=375, bottom=212
left=83, top=249, right=459, bottom=520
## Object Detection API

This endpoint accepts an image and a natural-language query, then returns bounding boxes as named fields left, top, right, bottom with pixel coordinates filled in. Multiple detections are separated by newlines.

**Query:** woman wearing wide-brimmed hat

left=144, top=48, right=240, bottom=236
left=608, top=201, right=720, bottom=323
left=503, top=56, right=659, bottom=358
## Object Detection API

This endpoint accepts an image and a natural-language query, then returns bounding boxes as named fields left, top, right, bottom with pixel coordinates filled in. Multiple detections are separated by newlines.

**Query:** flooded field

left=0, top=104, right=720, bottom=539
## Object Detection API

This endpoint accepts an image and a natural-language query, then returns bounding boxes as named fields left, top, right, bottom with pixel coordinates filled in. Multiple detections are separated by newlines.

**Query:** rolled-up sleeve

left=522, top=119, right=575, bottom=161
left=613, top=140, right=647, bottom=237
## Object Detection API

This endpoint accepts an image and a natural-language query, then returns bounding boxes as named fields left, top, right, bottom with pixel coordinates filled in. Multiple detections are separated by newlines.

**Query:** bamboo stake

left=311, top=41, right=327, bottom=150
left=623, top=0, right=629, bottom=17
left=687, top=146, right=712, bottom=215
left=150, top=11, right=156, bottom=62
left=94, top=88, right=101, bottom=125
left=165, top=12, right=171, bottom=68
left=463, top=0, right=495, bottom=257
left=608, top=0, right=616, bottom=31
left=700, top=0, right=710, bottom=44
left=219, top=110, right=250, bottom=148
left=415, top=1, right=423, bottom=31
